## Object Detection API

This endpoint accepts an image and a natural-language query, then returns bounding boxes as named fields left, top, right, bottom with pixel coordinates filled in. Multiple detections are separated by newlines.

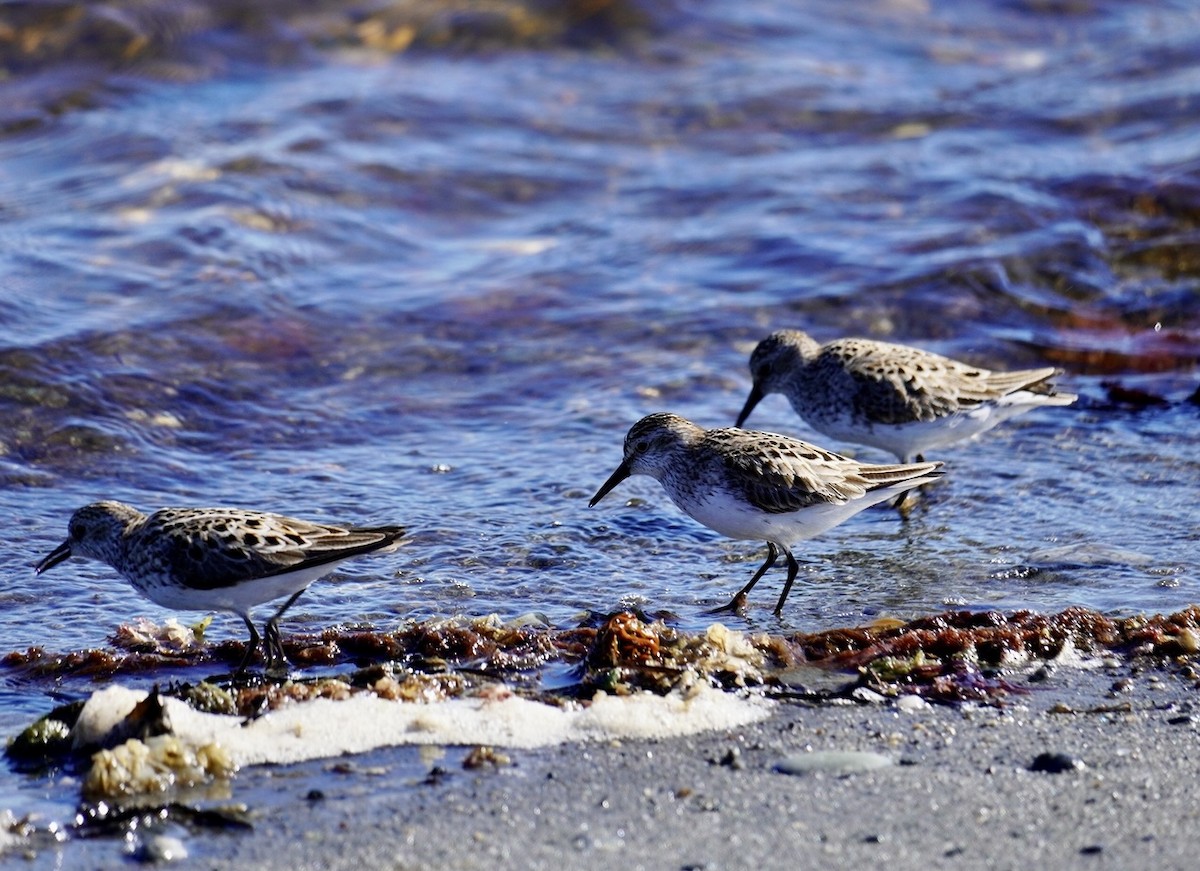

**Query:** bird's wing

left=710, top=431, right=872, bottom=514
left=145, top=508, right=403, bottom=591
left=824, top=341, right=1048, bottom=423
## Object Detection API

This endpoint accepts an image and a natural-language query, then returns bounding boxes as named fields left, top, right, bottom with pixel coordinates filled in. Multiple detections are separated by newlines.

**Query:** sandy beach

left=218, top=667, right=1200, bottom=871
left=16, top=652, right=1196, bottom=870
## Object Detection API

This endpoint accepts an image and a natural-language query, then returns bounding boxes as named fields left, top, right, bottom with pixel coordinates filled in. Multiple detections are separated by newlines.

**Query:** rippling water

left=1, top=0, right=1199, bottom=816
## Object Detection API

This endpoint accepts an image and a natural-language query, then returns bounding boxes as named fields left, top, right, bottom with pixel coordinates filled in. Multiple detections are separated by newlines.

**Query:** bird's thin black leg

left=772, top=548, right=801, bottom=617
left=894, top=487, right=921, bottom=518
left=709, top=542, right=779, bottom=614
left=263, top=590, right=305, bottom=673
left=236, top=615, right=261, bottom=674
left=263, top=621, right=281, bottom=672
left=891, top=455, right=926, bottom=518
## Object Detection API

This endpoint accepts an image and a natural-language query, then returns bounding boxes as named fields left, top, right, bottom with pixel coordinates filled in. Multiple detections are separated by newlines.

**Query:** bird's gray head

left=589, top=412, right=699, bottom=506
left=621, top=412, right=696, bottom=475
left=736, top=330, right=820, bottom=426
left=34, top=501, right=145, bottom=573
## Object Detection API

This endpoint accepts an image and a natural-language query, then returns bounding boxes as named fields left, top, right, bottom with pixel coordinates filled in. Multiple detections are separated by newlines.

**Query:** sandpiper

left=35, top=501, right=405, bottom=673
left=736, top=329, right=1076, bottom=462
left=589, top=413, right=943, bottom=616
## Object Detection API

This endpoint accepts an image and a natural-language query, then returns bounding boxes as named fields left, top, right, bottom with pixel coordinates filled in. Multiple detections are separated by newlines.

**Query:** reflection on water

left=0, top=0, right=1197, bottom=738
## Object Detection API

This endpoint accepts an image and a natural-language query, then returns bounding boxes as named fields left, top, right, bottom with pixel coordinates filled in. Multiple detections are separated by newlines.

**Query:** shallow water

left=1, top=0, right=1199, bottom=833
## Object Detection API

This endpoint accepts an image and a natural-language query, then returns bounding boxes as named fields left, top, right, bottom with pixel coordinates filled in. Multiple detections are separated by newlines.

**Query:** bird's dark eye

left=756, top=362, right=774, bottom=380
left=633, top=439, right=650, bottom=454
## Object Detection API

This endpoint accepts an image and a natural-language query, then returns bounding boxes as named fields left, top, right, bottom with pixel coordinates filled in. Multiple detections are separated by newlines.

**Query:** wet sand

left=99, top=660, right=1198, bottom=870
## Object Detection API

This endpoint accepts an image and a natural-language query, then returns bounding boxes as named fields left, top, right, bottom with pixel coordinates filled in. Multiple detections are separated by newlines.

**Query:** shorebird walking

left=35, top=501, right=405, bottom=673
left=736, top=329, right=1076, bottom=462
left=589, top=413, right=943, bottom=615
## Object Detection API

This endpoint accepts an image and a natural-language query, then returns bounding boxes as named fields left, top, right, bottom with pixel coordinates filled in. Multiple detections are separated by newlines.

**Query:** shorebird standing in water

left=736, top=329, right=1076, bottom=463
left=36, top=501, right=405, bottom=673
left=589, top=412, right=943, bottom=616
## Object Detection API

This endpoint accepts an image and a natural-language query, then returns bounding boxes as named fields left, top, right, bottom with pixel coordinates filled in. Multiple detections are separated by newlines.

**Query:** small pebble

left=1029, top=752, right=1086, bottom=774
left=462, top=746, right=511, bottom=769
left=775, top=666, right=858, bottom=696
left=896, top=695, right=929, bottom=713
left=714, top=747, right=744, bottom=769
left=775, top=751, right=894, bottom=776
left=1028, top=663, right=1055, bottom=683
left=850, top=687, right=887, bottom=704
left=133, top=834, right=188, bottom=863
left=423, top=765, right=450, bottom=786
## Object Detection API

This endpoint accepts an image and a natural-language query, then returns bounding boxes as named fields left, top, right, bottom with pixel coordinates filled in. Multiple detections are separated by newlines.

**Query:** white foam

left=72, top=680, right=771, bottom=769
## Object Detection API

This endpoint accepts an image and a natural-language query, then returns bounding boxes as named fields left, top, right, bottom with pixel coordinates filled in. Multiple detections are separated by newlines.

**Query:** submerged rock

left=7, top=713, right=73, bottom=764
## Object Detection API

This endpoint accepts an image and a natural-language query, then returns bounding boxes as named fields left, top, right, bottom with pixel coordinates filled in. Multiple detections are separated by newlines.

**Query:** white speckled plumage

left=737, top=330, right=1076, bottom=462
left=35, top=501, right=405, bottom=672
left=589, top=413, right=942, bottom=616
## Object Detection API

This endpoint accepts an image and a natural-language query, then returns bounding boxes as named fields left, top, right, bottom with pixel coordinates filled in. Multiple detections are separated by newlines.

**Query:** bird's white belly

left=672, top=489, right=899, bottom=548
left=136, top=562, right=338, bottom=615
left=819, top=403, right=1026, bottom=462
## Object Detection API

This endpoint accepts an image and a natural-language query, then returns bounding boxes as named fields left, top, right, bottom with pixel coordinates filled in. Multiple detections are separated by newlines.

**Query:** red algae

left=587, top=611, right=667, bottom=669
left=7, top=607, right=1200, bottom=778
left=3, top=608, right=1199, bottom=704
left=2, top=646, right=142, bottom=678
left=776, top=607, right=1200, bottom=702
left=791, top=607, right=1124, bottom=668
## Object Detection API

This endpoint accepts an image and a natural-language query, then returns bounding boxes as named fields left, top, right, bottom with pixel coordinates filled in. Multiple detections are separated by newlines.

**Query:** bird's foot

left=209, top=669, right=267, bottom=689
left=263, top=660, right=294, bottom=682
left=893, top=488, right=921, bottom=519
left=707, top=592, right=749, bottom=616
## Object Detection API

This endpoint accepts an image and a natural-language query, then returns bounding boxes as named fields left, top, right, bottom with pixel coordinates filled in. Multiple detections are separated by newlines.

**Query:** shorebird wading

left=736, top=329, right=1076, bottom=462
left=589, top=413, right=943, bottom=616
left=35, top=501, right=405, bottom=673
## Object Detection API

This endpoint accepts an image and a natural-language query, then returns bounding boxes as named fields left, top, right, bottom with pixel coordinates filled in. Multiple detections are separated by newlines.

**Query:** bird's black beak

left=34, top=540, right=72, bottom=575
left=735, top=382, right=765, bottom=428
left=589, top=460, right=632, bottom=507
